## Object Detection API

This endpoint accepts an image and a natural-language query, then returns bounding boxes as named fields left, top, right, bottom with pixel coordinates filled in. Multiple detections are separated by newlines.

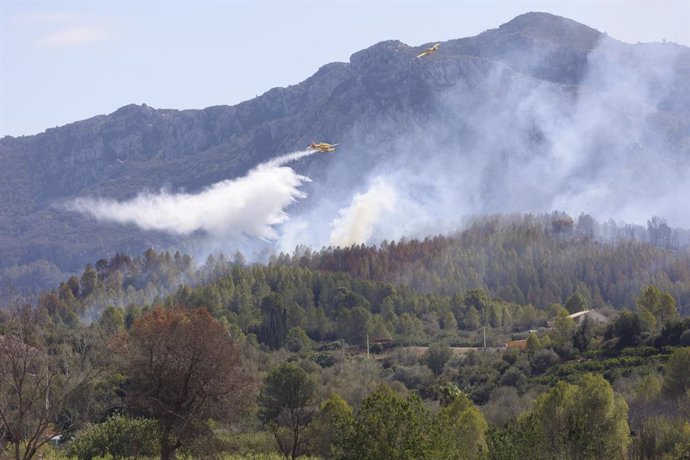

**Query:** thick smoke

left=68, top=150, right=315, bottom=240
left=65, top=35, right=690, bottom=259
left=278, top=36, right=690, bottom=251
left=329, top=177, right=397, bottom=247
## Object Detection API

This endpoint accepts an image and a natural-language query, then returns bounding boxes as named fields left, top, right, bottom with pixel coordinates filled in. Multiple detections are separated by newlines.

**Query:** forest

left=1, top=213, right=690, bottom=459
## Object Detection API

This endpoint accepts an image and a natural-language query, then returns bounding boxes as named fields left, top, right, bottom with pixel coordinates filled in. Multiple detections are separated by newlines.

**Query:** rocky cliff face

left=1, top=12, right=689, bottom=292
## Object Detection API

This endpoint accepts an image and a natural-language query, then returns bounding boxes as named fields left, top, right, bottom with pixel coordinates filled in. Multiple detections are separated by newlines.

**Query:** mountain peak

left=495, top=11, right=603, bottom=50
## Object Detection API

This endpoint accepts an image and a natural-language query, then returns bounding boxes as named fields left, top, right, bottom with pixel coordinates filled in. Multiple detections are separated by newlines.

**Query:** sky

left=1, top=0, right=689, bottom=138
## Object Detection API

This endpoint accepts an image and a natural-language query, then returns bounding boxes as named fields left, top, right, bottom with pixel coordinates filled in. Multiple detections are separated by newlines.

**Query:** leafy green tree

left=368, top=314, right=392, bottom=340
left=531, top=374, right=630, bottom=459
left=285, top=327, right=312, bottom=352
left=258, top=363, right=318, bottom=459
left=432, top=390, right=488, bottom=459
left=464, top=289, right=491, bottom=312
left=488, top=413, right=544, bottom=460
left=610, top=310, right=643, bottom=348
left=463, top=306, right=481, bottom=330
left=97, top=306, right=125, bottom=336
left=80, top=264, right=99, bottom=297
left=530, top=349, right=559, bottom=375
left=572, top=315, right=595, bottom=352
left=662, top=347, right=690, bottom=398
left=526, top=332, right=541, bottom=354
left=498, top=367, right=527, bottom=391
left=565, top=292, right=588, bottom=314
left=309, top=393, right=353, bottom=459
left=551, top=312, right=576, bottom=347
left=344, top=307, right=371, bottom=346
left=630, top=416, right=690, bottom=460
left=257, top=294, right=288, bottom=350
left=636, top=286, right=678, bottom=332
left=343, top=385, right=431, bottom=460
left=425, top=342, right=452, bottom=376
left=441, top=310, right=458, bottom=331
left=549, top=303, right=569, bottom=319
left=395, top=313, right=424, bottom=342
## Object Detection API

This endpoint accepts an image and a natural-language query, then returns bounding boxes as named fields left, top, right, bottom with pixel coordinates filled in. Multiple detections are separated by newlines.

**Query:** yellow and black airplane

left=416, top=43, right=440, bottom=58
left=308, top=142, right=338, bottom=153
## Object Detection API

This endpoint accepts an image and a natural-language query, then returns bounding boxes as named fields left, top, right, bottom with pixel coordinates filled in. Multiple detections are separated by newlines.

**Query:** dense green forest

left=1, top=213, right=690, bottom=459
left=285, top=213, right=690, bottom=312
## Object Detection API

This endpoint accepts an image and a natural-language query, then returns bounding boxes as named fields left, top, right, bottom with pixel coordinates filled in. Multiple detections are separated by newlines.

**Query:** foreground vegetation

left=1, top=213, right=690, bottom=459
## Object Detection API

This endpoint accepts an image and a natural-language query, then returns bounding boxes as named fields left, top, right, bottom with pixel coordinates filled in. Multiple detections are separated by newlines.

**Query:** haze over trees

left=0, top=9, right=689, bottom=458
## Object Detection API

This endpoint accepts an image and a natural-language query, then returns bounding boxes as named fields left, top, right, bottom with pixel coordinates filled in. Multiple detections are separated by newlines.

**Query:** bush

left=392, top=365, right=435, bottom=393
left=530, top=349, right=560, bottom=375
left=502, top=349, right=519, bottom=365
left=317, top=340, right=344, bottom=352
left=66, top=415, right=160, bottom=459
left=424, top=343, right=452, bottom=376
left=311, top=351, right=337, bottom=368
left=499, top=366, right=527, bottom=390
left=286, top=327, right=312, bottom=352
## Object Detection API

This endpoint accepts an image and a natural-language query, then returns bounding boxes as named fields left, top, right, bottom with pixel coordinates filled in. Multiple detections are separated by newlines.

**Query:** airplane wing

left=417, top=44, right=440, bottom=58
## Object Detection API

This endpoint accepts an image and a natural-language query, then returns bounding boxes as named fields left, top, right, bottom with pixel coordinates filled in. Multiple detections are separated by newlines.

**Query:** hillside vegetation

left=2, top=213, right=690, bottom=459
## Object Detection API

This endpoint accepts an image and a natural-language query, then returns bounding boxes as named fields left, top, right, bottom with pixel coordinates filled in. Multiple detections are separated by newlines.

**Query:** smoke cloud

left=278, top=36, right=690, bottom=251
left=68, top=150, right=316, bottom=240
left=329, top=177, right=397, bottom=247
left=66, top=34, right=690, bottom=259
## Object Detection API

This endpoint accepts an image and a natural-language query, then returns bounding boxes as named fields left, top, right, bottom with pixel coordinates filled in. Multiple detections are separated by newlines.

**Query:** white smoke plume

left=329, top=177, right=397, bottom=247
left=279, top=36, right=690, bottom=251
left=68, top=150, right=317, bottom=240
left=66, top=33, right=690, bottom=260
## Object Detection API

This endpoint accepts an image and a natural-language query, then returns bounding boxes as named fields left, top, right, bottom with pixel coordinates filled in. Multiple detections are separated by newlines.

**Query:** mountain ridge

left=1, top=11, right=689, bottom=292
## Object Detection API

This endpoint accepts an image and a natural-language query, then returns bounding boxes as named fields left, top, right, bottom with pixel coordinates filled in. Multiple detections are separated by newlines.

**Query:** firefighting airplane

left=416, top=43, right=440, bottom=58
left=308, top=142, right=338, bottom=153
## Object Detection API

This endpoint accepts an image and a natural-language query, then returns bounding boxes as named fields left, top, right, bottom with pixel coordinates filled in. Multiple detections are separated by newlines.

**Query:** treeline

left=24, top=213, right=690, bottom=333
left=20, top=212, right=690, bottom=351
left=281, top=213, right=690, bottom=312
left=34, top=252, right=549, bottom=348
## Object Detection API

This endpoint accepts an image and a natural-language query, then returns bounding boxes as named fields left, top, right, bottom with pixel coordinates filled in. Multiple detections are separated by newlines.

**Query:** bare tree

left=121, top=307, right=254, bottom=460
left=0, top=306, right=95, bottom=460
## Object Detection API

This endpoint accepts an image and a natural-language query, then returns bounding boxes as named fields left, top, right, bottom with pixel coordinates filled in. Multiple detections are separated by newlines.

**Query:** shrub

left=311, top=351, right=337, bottom=368
left=66, top=415, right=160, bottom=459
left=530, top=349, right=560, bottom=375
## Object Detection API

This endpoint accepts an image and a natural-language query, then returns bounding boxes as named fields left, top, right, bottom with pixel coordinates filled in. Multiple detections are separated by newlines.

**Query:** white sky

left=1, top=0, right=688, bottom=138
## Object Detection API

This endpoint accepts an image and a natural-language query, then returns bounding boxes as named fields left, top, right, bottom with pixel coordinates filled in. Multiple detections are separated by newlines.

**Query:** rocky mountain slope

left=1, top=12, right=689, bottom=292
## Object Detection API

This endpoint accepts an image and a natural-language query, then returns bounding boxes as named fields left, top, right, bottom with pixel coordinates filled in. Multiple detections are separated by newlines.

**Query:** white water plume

left=68, top=150, right=317, bottom=240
